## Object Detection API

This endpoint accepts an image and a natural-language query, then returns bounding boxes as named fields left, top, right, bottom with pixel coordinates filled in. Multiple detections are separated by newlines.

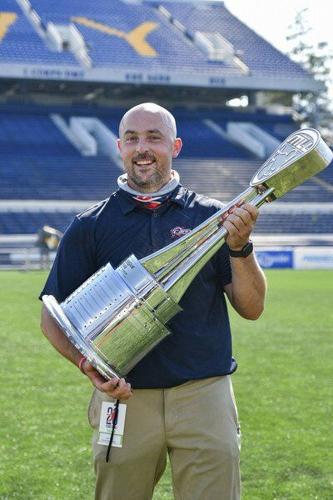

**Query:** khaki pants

left=88, top=376, right=241, bottom=500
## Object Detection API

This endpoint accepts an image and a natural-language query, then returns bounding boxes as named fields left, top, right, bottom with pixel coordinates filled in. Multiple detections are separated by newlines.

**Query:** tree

left=287, top=8, right=333, bottom=142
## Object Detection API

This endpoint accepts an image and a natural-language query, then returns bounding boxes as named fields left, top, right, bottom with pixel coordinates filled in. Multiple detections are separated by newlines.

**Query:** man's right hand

left=82, top=360, right=133, bottom=400
left=41, top=307, right=133, bottom=400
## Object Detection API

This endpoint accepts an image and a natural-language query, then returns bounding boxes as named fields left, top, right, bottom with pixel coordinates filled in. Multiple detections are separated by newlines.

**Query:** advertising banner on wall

left=256, top=249, right=294, bottom=269
left=294, top=247, right=333, bottom=269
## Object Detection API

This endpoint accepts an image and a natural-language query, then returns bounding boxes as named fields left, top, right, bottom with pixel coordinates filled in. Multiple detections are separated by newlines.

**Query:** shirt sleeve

left=39, top=215, right=97, bottom=303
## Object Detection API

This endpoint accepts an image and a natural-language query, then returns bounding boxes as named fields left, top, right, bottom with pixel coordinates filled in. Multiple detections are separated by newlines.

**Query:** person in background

left=36, top=225, right=63, bottom=269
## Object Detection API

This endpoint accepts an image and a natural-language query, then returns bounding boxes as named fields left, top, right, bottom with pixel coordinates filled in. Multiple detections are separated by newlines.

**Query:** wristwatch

left=228, top=241, right=253, bottom=258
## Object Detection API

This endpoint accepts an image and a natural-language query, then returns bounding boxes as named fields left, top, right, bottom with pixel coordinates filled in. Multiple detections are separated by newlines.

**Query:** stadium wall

left=256, top=247, right=333, bottom=269
left=1, top=245, right=333, bottom=270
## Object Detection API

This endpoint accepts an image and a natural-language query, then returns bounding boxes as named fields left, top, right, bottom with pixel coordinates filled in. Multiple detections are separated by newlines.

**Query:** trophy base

left=43, top=295, right=121, bottom=380
left=43, top=256, right=182, bottom=380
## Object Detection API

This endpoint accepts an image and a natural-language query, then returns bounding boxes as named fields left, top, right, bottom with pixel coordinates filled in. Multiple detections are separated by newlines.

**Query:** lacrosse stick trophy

left=43, top=128, right=333, bottom=379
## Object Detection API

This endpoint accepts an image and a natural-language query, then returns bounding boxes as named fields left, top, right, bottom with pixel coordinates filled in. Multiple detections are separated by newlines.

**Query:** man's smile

left=133, top=155, right=156, bottom=167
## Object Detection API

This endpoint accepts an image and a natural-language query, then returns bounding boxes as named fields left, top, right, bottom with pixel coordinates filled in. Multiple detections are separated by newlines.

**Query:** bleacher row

left=3, top=211, right=333, bottom=236
left=0, top=107, right=332, bottom=236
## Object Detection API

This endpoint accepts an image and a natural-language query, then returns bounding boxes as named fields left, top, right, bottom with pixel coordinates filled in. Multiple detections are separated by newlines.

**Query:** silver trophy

left=43, top=128, right=333, bottom=380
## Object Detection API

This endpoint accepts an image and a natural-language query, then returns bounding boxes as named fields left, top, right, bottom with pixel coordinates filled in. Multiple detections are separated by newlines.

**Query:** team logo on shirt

left=170, top=226, right=191, bottom=239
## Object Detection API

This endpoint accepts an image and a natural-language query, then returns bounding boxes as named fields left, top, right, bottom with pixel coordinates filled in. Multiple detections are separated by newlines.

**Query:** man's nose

left=135, top=137, right=149, bottom=153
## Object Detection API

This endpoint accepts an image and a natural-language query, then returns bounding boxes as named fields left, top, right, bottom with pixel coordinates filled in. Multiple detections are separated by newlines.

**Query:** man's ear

left=117, top=138, right=122, bottom=153
left=172, top=138, right=183, bottom=158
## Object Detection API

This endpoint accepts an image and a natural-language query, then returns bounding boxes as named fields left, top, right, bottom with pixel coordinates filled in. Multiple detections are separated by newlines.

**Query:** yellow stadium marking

left=0, top=12, right=17, bottom=43
left=71, top=16, right=158, bottom=57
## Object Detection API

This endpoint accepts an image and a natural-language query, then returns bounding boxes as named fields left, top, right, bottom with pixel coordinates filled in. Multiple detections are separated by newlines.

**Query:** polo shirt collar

left=169, top=185, right=187, bottom=207
left=116, top=184, right=187, bottom=214
left=116, top=189, right=137, bottom=214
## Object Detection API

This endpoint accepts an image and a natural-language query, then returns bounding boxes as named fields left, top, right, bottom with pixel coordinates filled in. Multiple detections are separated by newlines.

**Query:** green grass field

left=0, top=270, right=332, bottom=499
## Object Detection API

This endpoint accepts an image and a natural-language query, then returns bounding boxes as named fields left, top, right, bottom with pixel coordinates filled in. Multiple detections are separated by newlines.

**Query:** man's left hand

left=222, top=203, right=258, bottom=250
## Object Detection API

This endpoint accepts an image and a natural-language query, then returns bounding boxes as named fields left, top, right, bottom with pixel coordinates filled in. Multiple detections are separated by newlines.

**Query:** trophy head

left=250, top=128, right=333, bottom=199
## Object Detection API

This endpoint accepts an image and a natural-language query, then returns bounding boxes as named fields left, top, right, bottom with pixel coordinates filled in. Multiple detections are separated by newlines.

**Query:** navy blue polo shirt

left=40, top=185, right=237, bottom=388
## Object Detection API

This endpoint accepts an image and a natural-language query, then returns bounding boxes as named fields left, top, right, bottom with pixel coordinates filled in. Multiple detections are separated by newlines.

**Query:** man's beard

left=127, top=167, right=169, bottom=192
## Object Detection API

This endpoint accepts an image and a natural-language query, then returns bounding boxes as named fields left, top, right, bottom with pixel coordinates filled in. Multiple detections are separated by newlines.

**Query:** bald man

left=40, top=103, right=266, bottom=500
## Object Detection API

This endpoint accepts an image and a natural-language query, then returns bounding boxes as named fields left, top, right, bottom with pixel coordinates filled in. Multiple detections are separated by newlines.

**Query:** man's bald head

left=119, top=102, right=177, bottom=140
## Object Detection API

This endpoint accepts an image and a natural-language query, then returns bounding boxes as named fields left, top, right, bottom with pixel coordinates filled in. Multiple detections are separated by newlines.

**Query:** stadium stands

left=0, top=0, right=319, bottom=93
left=0, top=153, right=119, bottom=200
left=3, top=106, right=325, bottom=202
left=0, top=0, right=76, bottom=65
left=0, top=0, right=332, bottom=264
left=176, top=158, right=333, bottom=203
left=213, top=110, right=298, bottom=142
left=255, top=212, right=333, bottom=234
left=157, top=1, right=309, bottom=79
left=2, top=205, right=333, bottom=236
left=30, top=0, right=217, bottom=72
left=0, top=211, right=77, bottom=235
left=0, top=105, right=332, bottom=239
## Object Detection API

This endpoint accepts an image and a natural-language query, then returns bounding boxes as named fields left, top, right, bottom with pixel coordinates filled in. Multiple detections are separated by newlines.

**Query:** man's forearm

left=226, top=253, right=267, bottom=320
left=40, top=305, right=82, bottom=367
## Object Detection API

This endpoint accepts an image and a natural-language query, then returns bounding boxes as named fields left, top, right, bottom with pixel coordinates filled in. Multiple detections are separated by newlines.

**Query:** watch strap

left=228, top=241, right=253, bottom=258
